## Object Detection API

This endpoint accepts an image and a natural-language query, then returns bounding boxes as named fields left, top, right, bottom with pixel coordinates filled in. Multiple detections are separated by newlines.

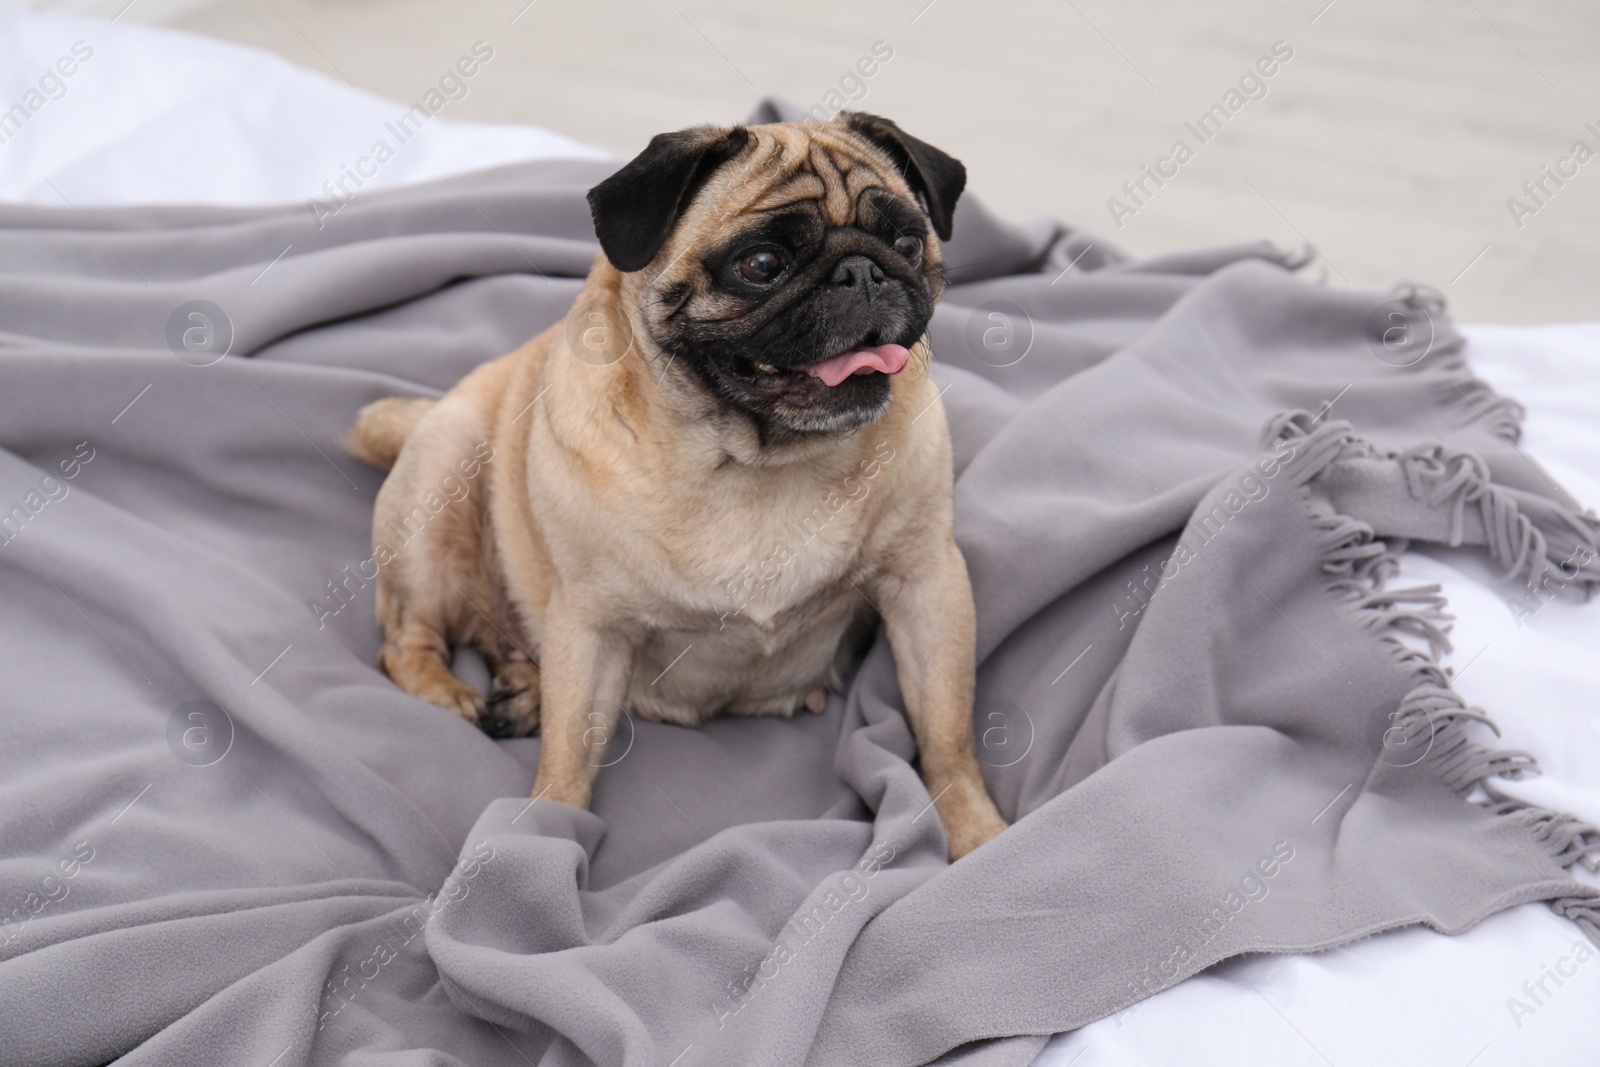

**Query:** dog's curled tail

left=347, top=397, right=436, bottom=470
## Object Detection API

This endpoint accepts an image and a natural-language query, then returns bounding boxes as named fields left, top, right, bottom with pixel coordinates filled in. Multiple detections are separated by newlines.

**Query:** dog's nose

left=831, top=254, right=886, bottom=293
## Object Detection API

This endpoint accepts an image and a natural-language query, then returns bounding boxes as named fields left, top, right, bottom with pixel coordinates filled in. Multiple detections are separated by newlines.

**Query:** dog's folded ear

left=587, top=125, right=753, bottom=273
left=840, top=112, right=966, bottom=242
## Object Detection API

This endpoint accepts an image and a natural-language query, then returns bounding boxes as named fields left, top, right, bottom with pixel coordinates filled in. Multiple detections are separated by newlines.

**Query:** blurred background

left=14, top=0, right=1600, bottom=323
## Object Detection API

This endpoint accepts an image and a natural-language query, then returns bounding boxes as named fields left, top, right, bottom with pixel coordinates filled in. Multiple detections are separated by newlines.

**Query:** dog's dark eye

left=735, top=250, right=787, bottom=285
left=893, top=235, right=924, bottom=267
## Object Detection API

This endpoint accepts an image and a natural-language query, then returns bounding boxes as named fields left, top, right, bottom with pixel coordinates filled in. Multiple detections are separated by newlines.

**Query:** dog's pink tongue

left=801, top=344, right=910, bottom=388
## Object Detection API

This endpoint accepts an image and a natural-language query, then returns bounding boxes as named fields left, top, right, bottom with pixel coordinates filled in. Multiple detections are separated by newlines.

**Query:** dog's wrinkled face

left=587, top=113, right=966, bottom=437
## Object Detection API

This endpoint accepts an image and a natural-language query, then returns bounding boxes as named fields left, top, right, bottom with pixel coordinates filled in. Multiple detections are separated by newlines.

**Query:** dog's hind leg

left=365, top=385, right=505, bottom=731
left=378, top=619, right=486, bottom=727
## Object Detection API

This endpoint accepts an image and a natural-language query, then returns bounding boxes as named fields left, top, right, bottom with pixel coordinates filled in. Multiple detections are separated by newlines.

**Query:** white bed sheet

left=0, top=3, right=608, bottom=207
left=4, top=7, right=1595, bottom=1066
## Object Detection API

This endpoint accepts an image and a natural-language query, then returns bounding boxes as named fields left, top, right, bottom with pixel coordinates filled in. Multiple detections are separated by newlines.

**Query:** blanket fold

left=1, top=133, right=1597, bottom=1067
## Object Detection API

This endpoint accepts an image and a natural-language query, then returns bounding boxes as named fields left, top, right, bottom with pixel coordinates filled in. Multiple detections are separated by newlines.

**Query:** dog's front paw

left=941, top=790, right=1009, bottom=862
left=484, top=661, right=541, bottom=738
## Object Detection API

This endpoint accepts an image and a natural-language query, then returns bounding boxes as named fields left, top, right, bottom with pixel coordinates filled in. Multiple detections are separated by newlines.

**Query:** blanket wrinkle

left=3, top=120, right=1600, bottom=1065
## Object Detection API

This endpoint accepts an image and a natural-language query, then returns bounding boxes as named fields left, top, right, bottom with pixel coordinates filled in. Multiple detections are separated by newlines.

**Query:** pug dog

left=347, top=112, right=1007, bottom=859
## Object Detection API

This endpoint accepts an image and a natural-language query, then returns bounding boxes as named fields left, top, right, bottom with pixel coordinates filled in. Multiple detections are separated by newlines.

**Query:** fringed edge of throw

left=1395, top=441, right=1600, bottom=598
left=1265, top=411, right=1600, bottom=945
left=1384, top=282, right=1527, bottom=444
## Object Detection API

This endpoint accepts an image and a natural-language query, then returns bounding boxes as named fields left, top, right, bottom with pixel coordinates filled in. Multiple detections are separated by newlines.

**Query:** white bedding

left=0, top=3, right=607, bottom=207
left=4, top=6, right=1594, bottom=1065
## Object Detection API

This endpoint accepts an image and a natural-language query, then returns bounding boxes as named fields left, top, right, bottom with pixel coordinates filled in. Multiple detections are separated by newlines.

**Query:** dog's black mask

left=587, top=113, right=966, bottom=438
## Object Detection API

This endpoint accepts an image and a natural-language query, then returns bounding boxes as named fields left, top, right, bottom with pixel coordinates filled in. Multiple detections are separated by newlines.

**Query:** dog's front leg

left=530, top=589, right=631, bottom=811
left=873, top=542, right=1008, bottom=860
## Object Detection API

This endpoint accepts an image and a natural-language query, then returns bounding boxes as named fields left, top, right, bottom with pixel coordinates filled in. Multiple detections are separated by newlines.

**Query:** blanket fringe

left=1265, top=411, right=1600, bottom=942
left=1384, top=282, right=1527, bottom=444
left=1551, top=896, right=1600, bottom=945
left=1436, top=365, right=1525, bottom=443
left=1396, top=443, right=1600, bottom=596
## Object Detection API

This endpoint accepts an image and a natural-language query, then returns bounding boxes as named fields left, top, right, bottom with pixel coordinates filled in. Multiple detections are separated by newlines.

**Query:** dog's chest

left=602, top=474, right=886, bottom=723
left=666, top=470, right=881, bottom=629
